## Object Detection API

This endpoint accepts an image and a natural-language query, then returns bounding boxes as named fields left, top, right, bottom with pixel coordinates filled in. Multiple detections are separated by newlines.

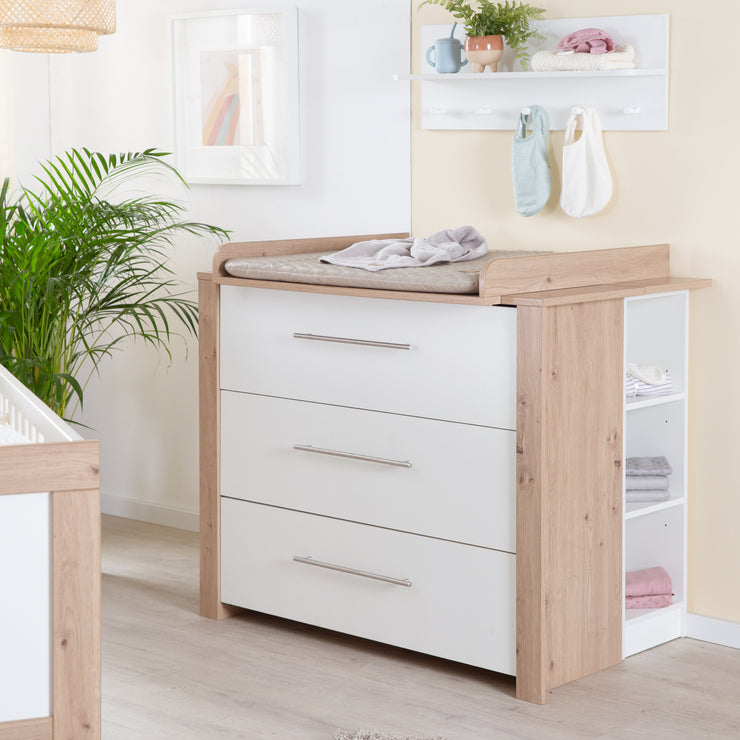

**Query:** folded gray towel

left=625, top=456, right=672, bottom=476
left=320, top=225, right=487, bottom=272
left=625, top=475, right=670, bottom=491
left=626, top=489, right=671, bottom=503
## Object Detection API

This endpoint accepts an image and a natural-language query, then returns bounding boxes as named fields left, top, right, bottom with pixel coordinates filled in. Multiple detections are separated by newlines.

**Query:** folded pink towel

left=625, top=566, right=673, bottom=597
left=625, top=594, right=673, bottom=609
left=557, top=28, right=615, bottom=54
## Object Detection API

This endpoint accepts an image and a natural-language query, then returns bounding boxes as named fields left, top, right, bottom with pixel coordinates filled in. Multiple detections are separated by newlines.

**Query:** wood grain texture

left=516, top=301, right=624, bottom=702
left=0, top=717, right=52, bottom=740
left=198, top=276, right=240, bottom=620
left=501, top=277, right=712, bottom=307
left=515, top=306, right=546, bottom=704
left=481, top=245, right=670, bottom=303
left=52, top=489, right=101, bottom=740
left=0, top=441, right=99, bottom=496
left=212, top=234, right=410, bottom=276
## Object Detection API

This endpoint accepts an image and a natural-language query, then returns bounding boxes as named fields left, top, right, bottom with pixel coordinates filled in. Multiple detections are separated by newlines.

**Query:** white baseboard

left=101, top=493, right=199, bottom=533
left=687, top=613, right=740, bottom=650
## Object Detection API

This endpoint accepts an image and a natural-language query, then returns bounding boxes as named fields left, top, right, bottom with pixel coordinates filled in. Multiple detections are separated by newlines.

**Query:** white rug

left=333, top=731, right=447, bottom=740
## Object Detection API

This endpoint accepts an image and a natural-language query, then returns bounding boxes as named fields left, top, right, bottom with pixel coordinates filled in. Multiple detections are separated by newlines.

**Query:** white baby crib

left=0, top=363, right=100, bottom=740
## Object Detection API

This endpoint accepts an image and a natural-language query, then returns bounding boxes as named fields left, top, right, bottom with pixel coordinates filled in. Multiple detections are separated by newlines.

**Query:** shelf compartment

left=624, top=507, right=685, bottom=656
left=625, top=291, right=688, bottom=396
left=415, top=14, right=669, bottom=131
left=624, top=400, right=686, bottom=505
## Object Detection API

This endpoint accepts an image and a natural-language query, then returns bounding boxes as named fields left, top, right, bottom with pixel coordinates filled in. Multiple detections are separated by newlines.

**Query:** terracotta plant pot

left=464, top=34, right=504, bottom=73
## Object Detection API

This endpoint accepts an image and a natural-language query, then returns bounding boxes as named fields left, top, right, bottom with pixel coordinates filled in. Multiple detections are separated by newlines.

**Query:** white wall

left=12, top=0, right=411, bottom=529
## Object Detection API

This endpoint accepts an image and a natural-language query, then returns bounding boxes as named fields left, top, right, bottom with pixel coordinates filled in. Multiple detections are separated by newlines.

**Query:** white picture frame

left=171, top=8, right=299, bottom=185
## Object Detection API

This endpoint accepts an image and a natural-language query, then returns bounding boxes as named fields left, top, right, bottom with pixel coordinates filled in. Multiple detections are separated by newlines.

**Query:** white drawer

left=220, top=287, right=517, bottom=429
left=221, top=392, right=515, bottom=552
left=221, top=498, right=516, bottom=675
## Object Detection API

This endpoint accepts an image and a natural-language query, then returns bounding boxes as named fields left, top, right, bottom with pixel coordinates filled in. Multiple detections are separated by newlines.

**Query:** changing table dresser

left=198, top=235, right=710, bottom=704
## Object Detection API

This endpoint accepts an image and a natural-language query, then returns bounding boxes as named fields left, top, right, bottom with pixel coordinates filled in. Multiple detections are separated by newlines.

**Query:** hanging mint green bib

left=511, top=105, right=551, bottom=217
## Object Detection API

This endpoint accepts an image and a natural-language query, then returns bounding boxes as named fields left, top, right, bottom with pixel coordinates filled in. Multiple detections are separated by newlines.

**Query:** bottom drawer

left=221, top=498, right=516, bottom=675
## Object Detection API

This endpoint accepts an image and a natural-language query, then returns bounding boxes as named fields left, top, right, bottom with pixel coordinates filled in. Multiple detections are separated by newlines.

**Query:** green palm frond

left=0, top=148, right=229, bottom=420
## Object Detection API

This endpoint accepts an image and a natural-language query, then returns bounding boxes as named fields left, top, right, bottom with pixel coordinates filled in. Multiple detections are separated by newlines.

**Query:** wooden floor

left=102, top=515, right=740, bottom=740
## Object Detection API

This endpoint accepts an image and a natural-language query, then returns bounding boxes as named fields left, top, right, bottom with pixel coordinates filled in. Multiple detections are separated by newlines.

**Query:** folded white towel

left=320, top=226, right=488, bottom=272
left=531, top=44, right=635, bottom=72
left=627, top=363, right=668, bottom=386
left=625, top=366, right=673, bottom=397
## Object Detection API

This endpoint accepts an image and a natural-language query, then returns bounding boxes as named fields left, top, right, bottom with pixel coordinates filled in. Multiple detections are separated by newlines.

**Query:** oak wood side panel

left=481, top=245, right=670, bottom=303
left=212, top=233, right=409, bottom=276
left=516, top=301, right=623, bottom=702
left=0, top=717, right=52, bottom=740
left=198, top=277, right=240, bottom=620
left=52, top=489, right=101, bottom=740
left=542, top=301, right=624, bottom=689
left=0, top=442, right=99, bottom=496
left=515, top=306, right=547, bottom=704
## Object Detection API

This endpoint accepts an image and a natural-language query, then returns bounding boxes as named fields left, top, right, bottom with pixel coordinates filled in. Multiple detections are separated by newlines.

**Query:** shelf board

left=625, top=494, right=684, bottom=520
left=395, top=69, right=665, bottom=82
left=625, top=392, right=686, bottom=411
left=623, top=600, right=684, bottom=657
left=625, top=600, right=683, bottom=624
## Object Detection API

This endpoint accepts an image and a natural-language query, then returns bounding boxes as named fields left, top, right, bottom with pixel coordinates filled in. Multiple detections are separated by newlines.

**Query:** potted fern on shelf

left=0, top=148, right=228, bottom=421
left=419, top=0, right=545, bottom=71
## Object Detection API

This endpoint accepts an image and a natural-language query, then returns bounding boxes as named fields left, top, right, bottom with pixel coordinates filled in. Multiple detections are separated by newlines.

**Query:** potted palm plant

left=0, top=148, right=228, bottom=420
left=419, top=0, right=545, bottom=71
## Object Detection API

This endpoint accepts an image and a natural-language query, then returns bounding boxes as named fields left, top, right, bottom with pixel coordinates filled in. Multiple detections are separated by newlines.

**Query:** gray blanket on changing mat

left=625, top=456, right=672, bottom=477
left=320, top=225, right=488, bottom=272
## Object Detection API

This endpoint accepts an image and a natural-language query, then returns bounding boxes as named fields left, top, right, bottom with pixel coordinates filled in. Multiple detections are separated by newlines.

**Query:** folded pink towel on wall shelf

left=625, top=594, right=673, bottom=609
left=557, top=28, right=615, bottom=54
left=625, top=566, right=673, bottom=597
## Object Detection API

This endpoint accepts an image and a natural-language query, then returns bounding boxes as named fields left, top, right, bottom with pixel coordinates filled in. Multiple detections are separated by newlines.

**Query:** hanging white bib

left=560, top=105, right=612, bottom=218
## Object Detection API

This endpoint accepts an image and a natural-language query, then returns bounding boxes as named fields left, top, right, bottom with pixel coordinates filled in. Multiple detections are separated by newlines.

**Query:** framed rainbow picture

left=171, top=8, right=299, bottom=184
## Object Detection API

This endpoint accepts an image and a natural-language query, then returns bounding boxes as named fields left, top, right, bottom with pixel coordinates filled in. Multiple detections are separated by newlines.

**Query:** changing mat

left=224, top=249, right=549, bottom=294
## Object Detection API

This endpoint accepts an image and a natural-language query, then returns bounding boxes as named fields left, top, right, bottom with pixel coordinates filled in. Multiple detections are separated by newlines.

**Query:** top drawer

left=220, top=287, right=517, bottom=429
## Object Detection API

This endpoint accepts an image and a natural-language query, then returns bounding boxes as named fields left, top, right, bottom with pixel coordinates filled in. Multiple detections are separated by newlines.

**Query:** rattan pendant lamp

left=0, top=0, right=115, bottom=53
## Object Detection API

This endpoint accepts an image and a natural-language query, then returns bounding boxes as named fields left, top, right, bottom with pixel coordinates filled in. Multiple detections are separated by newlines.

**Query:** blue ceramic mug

left=426, top=37, right=468, bottom=74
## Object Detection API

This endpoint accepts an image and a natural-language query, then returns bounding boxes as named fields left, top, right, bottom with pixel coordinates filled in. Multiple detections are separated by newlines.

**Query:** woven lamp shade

left=0, top=0, right=115, bottom=53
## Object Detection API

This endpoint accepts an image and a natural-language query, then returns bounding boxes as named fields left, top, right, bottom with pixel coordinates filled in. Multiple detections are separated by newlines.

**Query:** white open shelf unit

left=412, top=14, right=669, bottom=131
left=623, top=291, right=689, bottom=658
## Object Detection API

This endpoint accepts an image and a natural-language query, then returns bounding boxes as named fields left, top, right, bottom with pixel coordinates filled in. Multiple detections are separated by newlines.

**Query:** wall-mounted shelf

left=396, top=69, right=665, bottom=82
left=412, top=14, right=669, bottom=131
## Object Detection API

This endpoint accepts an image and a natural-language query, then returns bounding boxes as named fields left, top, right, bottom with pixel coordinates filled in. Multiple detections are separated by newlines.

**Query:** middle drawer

left=221, top=391, right=516, bottom=552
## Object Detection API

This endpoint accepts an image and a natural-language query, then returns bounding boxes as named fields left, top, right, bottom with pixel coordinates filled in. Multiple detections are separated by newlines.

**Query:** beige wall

left=412, top=1, right=740, bottom=624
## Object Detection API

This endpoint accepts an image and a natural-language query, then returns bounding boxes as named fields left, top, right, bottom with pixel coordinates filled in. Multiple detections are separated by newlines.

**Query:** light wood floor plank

left=101, top=515, right=740, bottom=740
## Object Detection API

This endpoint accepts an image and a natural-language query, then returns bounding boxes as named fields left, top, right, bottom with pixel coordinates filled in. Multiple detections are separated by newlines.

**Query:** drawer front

left=220, top=286, right=517, bottom=429
left=221, top=392, right=515, bottom=552
left=221, top=498, right=516, bottom=675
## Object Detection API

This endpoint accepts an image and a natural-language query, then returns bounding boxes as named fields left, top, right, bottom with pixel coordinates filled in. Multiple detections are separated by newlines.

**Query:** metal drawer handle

left=293, top=555, right=412, bottom=588
left=293, top=332, right=411, bottom=351
left=293, top=444, right=412, bottom=469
